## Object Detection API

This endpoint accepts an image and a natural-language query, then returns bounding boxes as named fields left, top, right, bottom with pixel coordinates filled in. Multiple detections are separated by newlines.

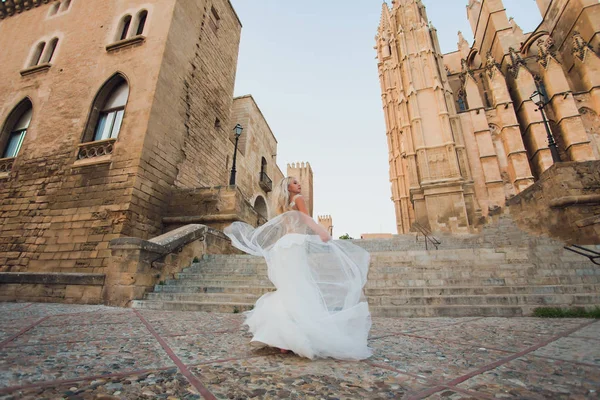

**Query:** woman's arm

left=295, top=196, right=331, bottom=242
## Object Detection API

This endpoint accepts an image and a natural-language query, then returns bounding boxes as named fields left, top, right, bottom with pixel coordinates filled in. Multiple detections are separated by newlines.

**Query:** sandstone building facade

left=376, top=0, right=600, bottom=234
left=0, top=0, right=288, bottom=279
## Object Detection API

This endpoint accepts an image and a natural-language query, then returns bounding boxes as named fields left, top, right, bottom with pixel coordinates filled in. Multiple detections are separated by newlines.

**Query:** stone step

left=131, top=300, right=254, bottom=313
left=154, top=285, right=274, bottom=294
left=154, top=283, right=598, bottom=296
left=369, top=305, right=528, bottom=318
left=365, top=284, right=600, bottom=296
left=145, top=292, right=262, bottom=303
left=366, top=276, right=600, bottom=287
left=368, top=293, right=600, bottom=307
left=170, top=274, right=600, bottom=288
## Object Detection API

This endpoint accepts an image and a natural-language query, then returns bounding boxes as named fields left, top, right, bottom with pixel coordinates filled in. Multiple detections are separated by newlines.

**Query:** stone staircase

left=132, top=217, right=600, bottom=317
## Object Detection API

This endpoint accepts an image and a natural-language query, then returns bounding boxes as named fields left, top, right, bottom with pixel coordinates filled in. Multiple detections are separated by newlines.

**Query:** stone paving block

left=0, top=338, right=174, bottom=388
left=0, top=303, right=30, bottom=312
left=5, top=320, right=152, bottom=347
left=423, top=389, right=485, bottom=399
left=0, top=318, right=39, bottom=342
left=0, top=304, right=121, bottom=321
left=531, top=337, right=600, bottom=366
left=0, top=368, right=199, bottom=400
left=414, top=323, right=556, bottom=352
left=140, top=310, right=241, bottom=336
left=455, top=356, right=600, bottom=399
left=191, top=355, right=428, bottom=399
left=38, top=310, right=137, bottom=327
left=570, top=321, right=600, bottom=339
left=458, top=317, right=585, bottom=335
left=369, top=335, right=508, bottom=384
left=163, top=330, right=270, bottom=365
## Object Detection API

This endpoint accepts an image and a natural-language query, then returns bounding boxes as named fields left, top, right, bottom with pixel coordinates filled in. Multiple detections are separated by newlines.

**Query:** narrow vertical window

left=135, top=10, right=148, bottom=36
left=1, top=101, right=32, bottom=159
left=48, top=2, right=60, bottom=16
left=42, top=38, right=59, bottom=64
left=30, top=42, right=46, bottom=66
left=119, top=15, right=132, bottom=41
left=93, top=81, right=129, bottom=141
left=260, top=157, right=267, bottom=175
left=60, top=0, right=71, bottom=11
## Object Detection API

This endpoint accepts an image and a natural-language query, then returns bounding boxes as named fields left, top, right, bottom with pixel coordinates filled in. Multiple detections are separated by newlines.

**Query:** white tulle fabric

left=224, top=211, right=372, bottom=360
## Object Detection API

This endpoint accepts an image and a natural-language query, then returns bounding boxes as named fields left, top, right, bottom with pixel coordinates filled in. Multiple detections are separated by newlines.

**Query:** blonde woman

left=224, top=176, right=371, bottom=360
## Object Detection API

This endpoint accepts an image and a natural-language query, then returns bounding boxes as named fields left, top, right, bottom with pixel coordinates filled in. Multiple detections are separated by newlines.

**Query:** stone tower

left=375, top=0, right=477, bottom=234
left=287, top=162, right=314, bottom=217
left=318, top=215, right=333, bottom=236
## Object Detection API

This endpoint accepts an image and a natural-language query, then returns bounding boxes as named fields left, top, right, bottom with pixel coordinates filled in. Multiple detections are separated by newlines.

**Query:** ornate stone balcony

left=0, top=0, right=53, bottom=19
left=0, top=157, right=15, bottom=176
left=259, top=172, right=272, bottom=192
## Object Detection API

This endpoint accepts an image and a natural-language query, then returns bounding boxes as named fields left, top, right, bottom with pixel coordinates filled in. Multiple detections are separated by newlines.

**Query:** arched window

left=60, top=0, right=71, bottom=12
left=260, top=157, right=267, bottom=174
left=42, top=38, right=59, bottom=64
left=48, top=2, right=60, bottom=16
left=1, top=99, right=32, bottom=159
left=118, top=15, right=132, bottom=41
left=135, top=10, right=148, bottom=36
left=254, top=196, right=268, bottom=219
left=30, top=42, right=46, bottom=67
left=457, top=89, right=468, bottom=112
left=82, top=75, right=129, bottom=143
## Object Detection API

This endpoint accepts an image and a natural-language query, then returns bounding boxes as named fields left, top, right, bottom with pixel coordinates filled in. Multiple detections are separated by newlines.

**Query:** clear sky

left=229, top=0, right=542, bottom=238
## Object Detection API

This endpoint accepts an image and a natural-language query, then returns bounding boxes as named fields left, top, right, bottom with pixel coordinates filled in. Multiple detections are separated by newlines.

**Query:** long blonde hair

left=272, top=176, right=297, bottom=216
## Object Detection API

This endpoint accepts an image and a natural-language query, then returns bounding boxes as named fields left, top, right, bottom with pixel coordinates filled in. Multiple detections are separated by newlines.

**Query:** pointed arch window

left=93, top=82, right=129, bottom=141
left=30, top=41, right=46, bottom=67
left=42, top=38, right=59, bottom=64
left=48, top=2, right=60, bottom=16
left=1, top=100, right=32, bottom=160
left=60, top=0, right=71, bottom=12
left=82, top=75, right=129, bottom=144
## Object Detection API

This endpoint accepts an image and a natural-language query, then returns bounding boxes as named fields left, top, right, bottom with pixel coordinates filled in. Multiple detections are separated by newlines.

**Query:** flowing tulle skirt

left=224, top=211, right=372, bottom=360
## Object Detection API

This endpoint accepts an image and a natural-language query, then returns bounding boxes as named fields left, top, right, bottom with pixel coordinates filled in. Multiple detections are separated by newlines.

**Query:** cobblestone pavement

left=0, top=303, right=598, bottom=399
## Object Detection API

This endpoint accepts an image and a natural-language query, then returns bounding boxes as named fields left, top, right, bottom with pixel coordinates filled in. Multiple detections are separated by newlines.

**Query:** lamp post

left=530, top=91, right=561, bottom=163
left=229, top=124, right=243, bottom=185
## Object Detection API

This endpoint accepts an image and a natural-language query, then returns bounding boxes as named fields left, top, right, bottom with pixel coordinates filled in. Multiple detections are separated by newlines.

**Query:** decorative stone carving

left=0, top=157, right=15, bottom=174
left=0, top=0, right=52, bottom=19
left=572, top=31, right=594, bottom=62
left=537, top=37, right=558, bottom=69
left=77, top=139, right=116, bottom=160
left=507, top=47, right=527, bottom=78
left=485, top=51, right=502, bottom=78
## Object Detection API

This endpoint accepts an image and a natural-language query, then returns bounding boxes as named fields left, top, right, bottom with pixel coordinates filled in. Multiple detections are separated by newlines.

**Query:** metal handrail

left=564, top=245, right=600, bottom=265
left=412, top=222, right=441, bottom=250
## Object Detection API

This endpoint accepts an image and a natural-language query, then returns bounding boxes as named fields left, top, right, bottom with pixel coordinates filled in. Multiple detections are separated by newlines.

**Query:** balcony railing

left=0, top=157, right=15, bottom=175
left=259, top=171, right=272, bottom=192
left=77, top=138, right=116, bottom=160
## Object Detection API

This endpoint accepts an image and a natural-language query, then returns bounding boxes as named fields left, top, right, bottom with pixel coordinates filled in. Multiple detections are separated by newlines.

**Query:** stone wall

left=164, top=186, right=265, bottom=232
left=129, top=0, right=242, bottom=239
left=229, top=95, right=284, bottom=218
left=506, top=161, right=600, bottom=244
left=0, top=0, right=175, bottom=273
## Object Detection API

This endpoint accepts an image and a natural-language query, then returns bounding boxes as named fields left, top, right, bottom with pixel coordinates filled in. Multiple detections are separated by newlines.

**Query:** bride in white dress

left=224, top=176, right=372, bottom=360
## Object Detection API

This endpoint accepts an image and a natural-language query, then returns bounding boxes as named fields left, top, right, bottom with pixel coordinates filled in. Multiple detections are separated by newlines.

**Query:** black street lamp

left=530, top=91, right=561, bottom=163
left=229, top=124, right=243, bottom=185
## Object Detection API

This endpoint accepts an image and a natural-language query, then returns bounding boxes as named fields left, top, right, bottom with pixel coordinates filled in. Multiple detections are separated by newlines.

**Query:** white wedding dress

left=224, top=210, right=372, bottom=360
